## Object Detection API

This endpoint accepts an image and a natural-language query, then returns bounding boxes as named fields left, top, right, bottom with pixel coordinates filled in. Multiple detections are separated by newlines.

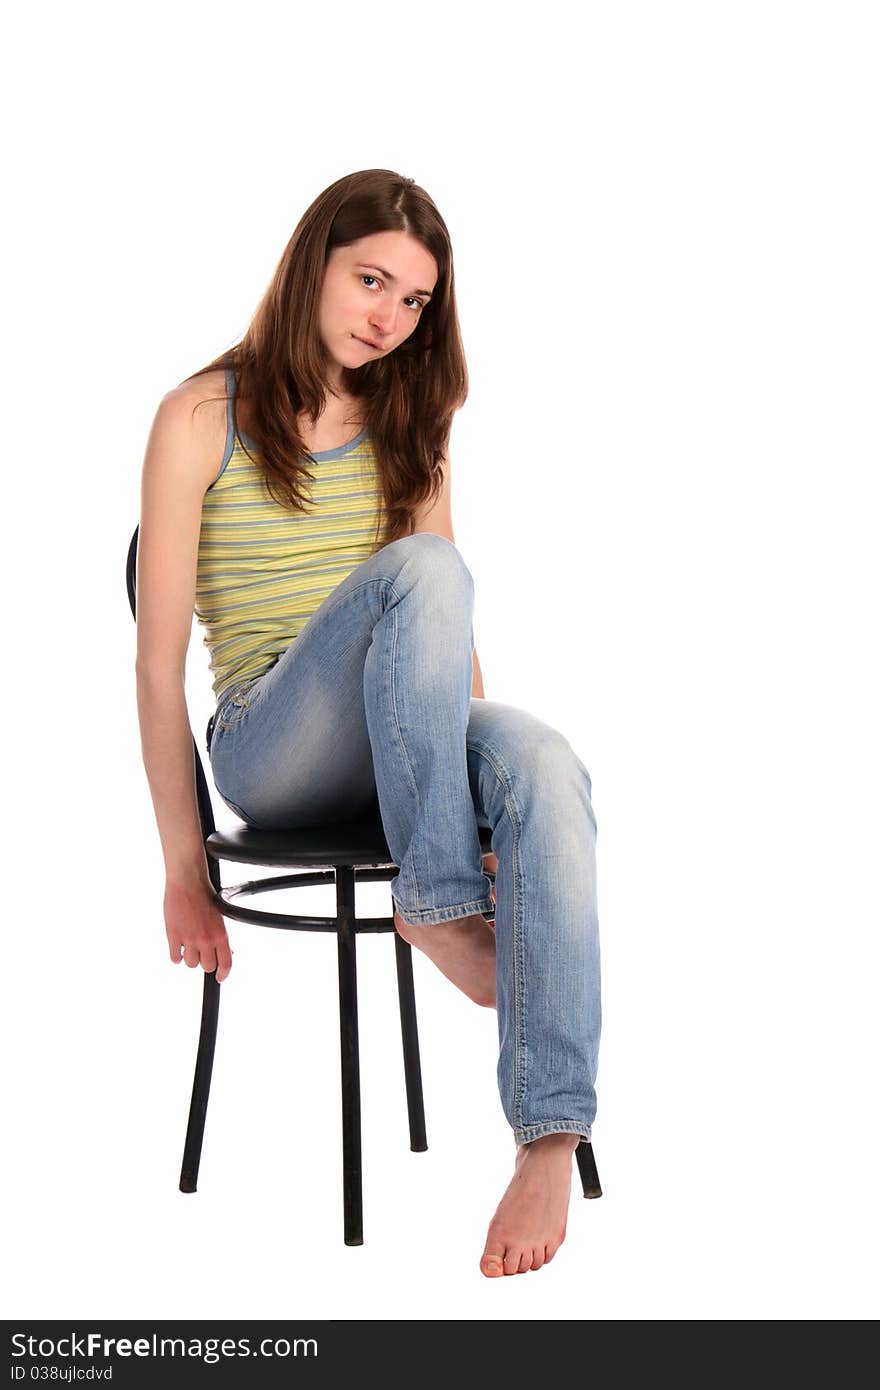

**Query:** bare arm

left=135, top=388, right=233, bottom=981
left=136, top=671, right=210, bottom=882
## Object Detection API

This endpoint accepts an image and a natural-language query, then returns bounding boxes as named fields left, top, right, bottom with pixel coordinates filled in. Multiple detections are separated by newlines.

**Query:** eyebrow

left=357, top=263, right=434, bottom=300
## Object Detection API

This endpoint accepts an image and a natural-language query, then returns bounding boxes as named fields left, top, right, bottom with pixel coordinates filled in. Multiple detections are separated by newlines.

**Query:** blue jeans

left=208, top=533, right=601, bottom=1145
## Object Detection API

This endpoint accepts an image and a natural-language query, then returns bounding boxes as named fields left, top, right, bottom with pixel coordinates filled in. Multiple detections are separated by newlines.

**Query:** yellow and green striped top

left=195, top=366, right=388, bottom=702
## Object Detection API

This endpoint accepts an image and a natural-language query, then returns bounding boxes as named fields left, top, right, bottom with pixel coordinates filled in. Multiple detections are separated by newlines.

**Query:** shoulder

left=169, top=367, right=230, bottom=439
left=155, top=368, right=231, bottom=493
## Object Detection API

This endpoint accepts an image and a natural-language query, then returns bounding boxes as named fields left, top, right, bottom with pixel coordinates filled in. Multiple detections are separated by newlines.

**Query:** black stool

left=128, top=524, right=601, bottom=1245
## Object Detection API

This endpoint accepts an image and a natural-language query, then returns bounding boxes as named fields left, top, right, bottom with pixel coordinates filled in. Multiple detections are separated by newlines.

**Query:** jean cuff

left=514, top=1121, right=592, bottom=1146
left=391, top=892, right=495, bottom=925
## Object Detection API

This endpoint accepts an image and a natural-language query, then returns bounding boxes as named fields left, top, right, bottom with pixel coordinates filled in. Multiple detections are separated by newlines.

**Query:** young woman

left=135, top=168, right=601, bottom=1278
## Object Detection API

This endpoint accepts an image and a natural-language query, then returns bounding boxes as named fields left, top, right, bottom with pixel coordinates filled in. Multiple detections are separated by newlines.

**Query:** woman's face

left=318, top=230, right=438, bottom=383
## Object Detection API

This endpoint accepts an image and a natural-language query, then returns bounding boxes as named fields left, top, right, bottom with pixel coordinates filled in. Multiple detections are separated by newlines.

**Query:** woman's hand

left=164, top=878, right=234, bottom=983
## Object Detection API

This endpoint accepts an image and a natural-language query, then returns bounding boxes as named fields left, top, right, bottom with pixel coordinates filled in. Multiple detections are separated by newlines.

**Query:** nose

left=369, top=303, right=400, bottom=340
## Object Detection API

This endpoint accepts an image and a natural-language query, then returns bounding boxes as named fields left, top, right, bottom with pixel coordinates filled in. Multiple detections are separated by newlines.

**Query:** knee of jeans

left=527, top=736, right=598, bottom=845
left=521, top=731, right=594, bottom=806
left=391, top=530, right=475, bottom=590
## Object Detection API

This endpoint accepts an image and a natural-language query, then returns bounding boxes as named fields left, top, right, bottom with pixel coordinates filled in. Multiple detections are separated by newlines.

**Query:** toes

left=506, top=1247, right=528, bottom=1276
left=484, top=1246, right=545, bottom=1275
left=481, top=1241, right=529, bottom=1277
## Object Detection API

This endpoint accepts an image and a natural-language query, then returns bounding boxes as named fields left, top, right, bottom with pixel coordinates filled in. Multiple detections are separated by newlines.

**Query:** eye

left=360, top=274, right=425, bottom=312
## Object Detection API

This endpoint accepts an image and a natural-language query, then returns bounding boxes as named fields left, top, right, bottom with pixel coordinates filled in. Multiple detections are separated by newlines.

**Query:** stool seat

left=205, top=818, right=495, bottom=868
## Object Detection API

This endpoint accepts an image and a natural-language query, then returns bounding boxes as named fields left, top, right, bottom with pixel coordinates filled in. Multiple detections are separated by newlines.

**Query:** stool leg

left=336, top=866, right=363, bottom=1246
left=575, top=1139, right=603, bottom=1198
left=179, top=971, right=221, bottom=1193
left=393, top=934, right=428, bottom=1152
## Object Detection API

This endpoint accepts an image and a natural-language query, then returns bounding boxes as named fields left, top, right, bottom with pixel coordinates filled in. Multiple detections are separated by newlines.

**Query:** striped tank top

left=195, top=365, right=389, bottom=702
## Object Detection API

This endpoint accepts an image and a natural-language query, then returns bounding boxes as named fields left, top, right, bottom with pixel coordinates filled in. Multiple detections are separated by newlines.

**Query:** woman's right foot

left=480, top=1132, right=581, bottom=1276
left=393, top=907, right=497, bottom=1007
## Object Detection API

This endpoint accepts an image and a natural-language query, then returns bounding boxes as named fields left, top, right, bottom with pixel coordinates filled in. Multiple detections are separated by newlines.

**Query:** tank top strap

left=223, top=358, right=236, bottom=458
left=209, top=357, right=237, bottom=475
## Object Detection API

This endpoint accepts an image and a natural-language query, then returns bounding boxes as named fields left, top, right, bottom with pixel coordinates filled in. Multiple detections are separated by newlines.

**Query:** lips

left=354, top=335, right=381, bottom=349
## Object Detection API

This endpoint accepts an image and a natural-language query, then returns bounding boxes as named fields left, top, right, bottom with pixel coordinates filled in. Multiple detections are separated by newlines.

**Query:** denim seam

left=469, top=739, right=527, bottom=1133
left=316, top=572, right=410, bottom=623
left=384, top=578, right=435, bottom=908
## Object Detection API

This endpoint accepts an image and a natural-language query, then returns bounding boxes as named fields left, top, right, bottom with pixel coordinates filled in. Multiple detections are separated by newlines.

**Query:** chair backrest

left=127, top=523, right=221, bottom=887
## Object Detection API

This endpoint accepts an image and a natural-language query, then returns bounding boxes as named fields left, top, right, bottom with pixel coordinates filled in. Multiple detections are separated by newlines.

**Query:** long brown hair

left=182, top=168, right=468, bottom=549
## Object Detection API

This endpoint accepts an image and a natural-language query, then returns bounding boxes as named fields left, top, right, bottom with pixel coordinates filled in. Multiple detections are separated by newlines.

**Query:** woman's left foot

left=393, top=907, right=496, bottom=1007
left=480, top=1132, right=581, bottom=1276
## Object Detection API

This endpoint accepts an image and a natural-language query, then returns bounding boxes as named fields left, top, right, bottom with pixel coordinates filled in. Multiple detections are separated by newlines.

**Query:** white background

left=3, top=0, right=877, bottom=1322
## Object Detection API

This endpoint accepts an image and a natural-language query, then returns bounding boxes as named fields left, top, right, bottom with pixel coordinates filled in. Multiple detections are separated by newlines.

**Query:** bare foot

left=480, top=1132, right=581, bottom=1276
left=393, top=907, right=496, bottom=1008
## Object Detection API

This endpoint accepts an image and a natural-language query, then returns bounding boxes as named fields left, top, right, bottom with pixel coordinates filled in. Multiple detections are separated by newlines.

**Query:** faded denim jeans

left=208, top=533, right=601, bottom=1145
